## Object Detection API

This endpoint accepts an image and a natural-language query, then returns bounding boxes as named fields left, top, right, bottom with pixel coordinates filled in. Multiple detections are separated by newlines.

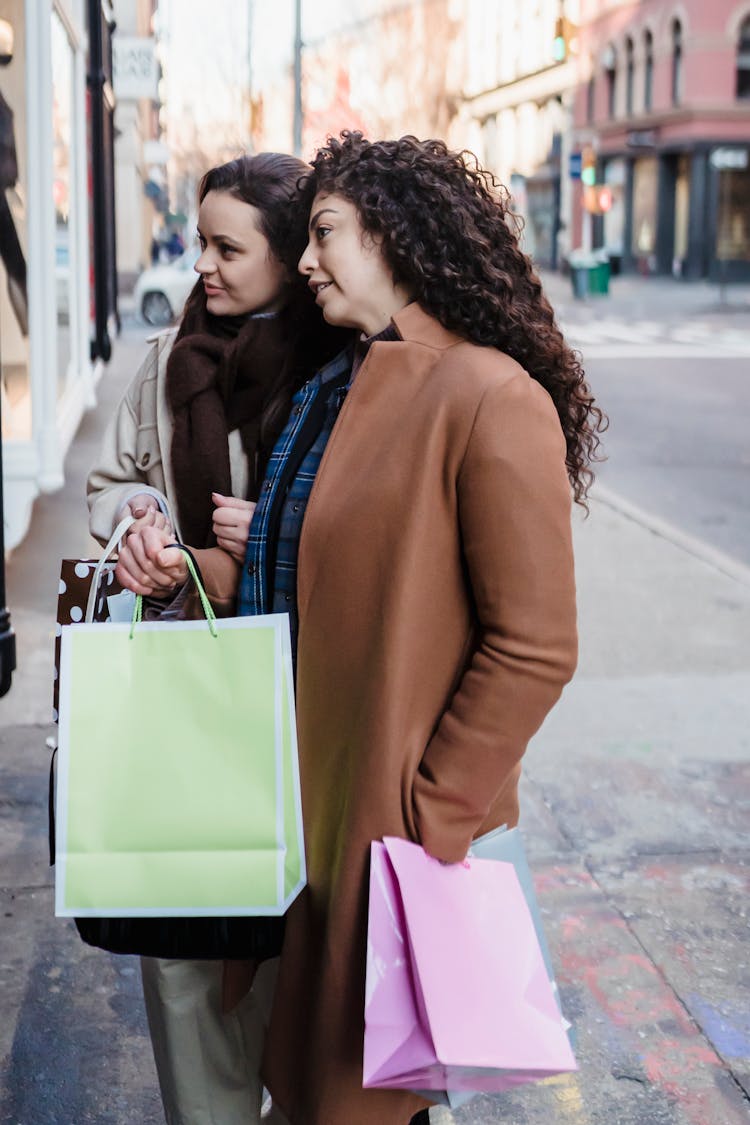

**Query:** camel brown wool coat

left=201, top=303, right=579, bottom=1125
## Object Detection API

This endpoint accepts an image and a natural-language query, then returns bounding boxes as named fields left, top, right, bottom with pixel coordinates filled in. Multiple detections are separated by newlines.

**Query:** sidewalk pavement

left=2, top=310, right=750, bottom=1123
left=540, top=268, right=750, bottom=325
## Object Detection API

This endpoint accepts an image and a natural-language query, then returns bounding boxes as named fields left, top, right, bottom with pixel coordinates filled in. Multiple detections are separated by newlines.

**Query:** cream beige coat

left=199, top=304, right=579, bottom=1125
left=87, top=329, right=241, bottom=611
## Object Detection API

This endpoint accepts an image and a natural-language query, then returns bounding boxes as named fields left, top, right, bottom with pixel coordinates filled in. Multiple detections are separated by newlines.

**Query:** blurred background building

left=245, top=0, right=749, bottom=282
left=449, top=0, right=581, bottom=270
left=112, top=0, right=165, bottom=290
left=571, top=0, right=750, bottom=282
left=0, top=0, right=118, bottom=552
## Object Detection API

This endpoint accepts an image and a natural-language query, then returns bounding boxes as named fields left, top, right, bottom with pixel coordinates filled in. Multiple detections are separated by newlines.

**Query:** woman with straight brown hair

left=87, top=151, right=343, bottom=1125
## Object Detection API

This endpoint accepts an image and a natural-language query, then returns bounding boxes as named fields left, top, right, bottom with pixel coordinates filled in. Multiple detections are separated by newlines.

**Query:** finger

left=212, top=492, right=256, bottom=511
left=212, top=508, right=248, bottom=530
left=115, top=557, right=155, bottom=596
left=124, top=531, right=175, bottom=588
left=156, top=544, right=188, bottom=574
left=128, top=495, right=158, bottom=519
left=140, top=526, right=174, bottom=559
left=215, top=534, right=240, bottom=552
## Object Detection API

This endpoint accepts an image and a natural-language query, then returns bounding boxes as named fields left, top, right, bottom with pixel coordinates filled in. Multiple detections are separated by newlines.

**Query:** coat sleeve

left=86, top=343, right=169, bottom=545
left=412, top=371, right=578, bottom=863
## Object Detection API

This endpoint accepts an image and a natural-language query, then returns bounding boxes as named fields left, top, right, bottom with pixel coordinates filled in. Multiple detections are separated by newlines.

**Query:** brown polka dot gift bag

left=52, top=516, right=134, bottom=723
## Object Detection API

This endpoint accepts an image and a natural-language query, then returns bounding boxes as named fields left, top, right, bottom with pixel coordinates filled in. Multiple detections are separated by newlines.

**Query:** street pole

left=0, top=332, right=17, bottom=698
left=292, top=0, right=302, bottom=156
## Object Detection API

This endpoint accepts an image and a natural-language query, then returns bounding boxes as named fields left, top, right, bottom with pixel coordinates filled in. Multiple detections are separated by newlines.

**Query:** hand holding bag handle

left=84, top=514, right=135, bottom=623
left=129, top=546, right=218, bottom=638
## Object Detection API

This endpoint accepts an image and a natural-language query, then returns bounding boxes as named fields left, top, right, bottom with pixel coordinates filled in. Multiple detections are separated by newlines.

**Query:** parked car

left=134, top=247, right=199, bottom=326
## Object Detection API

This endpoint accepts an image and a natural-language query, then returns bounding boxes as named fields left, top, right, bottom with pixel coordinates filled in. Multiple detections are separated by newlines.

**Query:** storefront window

left=673, top=155, right=690, bottom=275
left=51, top=9, right=75, bottom=395
left=631, top=156, right=658, bottom=266
left=0, top=8, right=30, bottom=442
left=603, top=158, right=626, bottom=264
left=717, top=164, right=750, bottom=261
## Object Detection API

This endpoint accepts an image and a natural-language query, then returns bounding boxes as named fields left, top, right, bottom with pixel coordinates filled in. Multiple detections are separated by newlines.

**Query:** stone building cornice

left=460, top=60, right=577, bottom=120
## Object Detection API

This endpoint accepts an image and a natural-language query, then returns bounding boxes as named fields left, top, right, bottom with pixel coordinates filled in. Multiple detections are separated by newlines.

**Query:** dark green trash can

left=588, top=260, right=611, bottom=295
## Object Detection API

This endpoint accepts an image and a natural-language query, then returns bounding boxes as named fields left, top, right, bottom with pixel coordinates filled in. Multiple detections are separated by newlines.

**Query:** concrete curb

left=592, top=483, right=750, bottom=591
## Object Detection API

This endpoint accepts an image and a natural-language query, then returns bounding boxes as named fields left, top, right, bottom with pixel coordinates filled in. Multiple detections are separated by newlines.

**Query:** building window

left=644, top=29, right=654, bottom=111
left=672, top=20, right=683, bottom=105
left=587, top=75, right=595, bottom=122
left=625, top=37, right=634, bottom=115
left=605, top=46, right=617, bottom=119
left=738, top=16, right=750, bottom=98
left=631, top=156, right=659, bottom=266
left=717, top=165, right=750, bottom=261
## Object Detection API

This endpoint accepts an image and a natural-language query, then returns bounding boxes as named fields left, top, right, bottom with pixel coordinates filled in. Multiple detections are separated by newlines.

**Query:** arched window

left=625, top=37, right=635, bottom=115
left=672, top=20, right=683, bottom=105
left=644, top=29, right=654, bottom=111
left=738, top=16, right=750, bottom=98
left=604, top=45, right=617, bottom=118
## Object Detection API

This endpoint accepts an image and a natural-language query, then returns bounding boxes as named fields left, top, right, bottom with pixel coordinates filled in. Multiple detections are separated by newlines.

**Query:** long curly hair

left=179, top=152, right=345, bottom=449
left=304, top=132, right=605, bottom=505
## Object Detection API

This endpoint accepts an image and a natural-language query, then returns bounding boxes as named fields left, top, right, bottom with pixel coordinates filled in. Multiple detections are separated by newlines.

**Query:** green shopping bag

left=55, top=557, right=305, bottom=918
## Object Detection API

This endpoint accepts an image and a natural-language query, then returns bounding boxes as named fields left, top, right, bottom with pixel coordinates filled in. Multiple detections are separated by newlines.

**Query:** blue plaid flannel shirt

left=237, top=347, right=353, bottom=658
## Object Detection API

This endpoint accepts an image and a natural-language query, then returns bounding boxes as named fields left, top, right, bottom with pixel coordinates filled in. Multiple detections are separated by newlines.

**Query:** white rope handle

left=84, top=514, right=136, bottom=623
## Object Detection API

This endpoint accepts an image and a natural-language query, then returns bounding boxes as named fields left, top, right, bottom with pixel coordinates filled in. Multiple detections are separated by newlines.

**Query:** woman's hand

left=125, top=493, right=173, bottom=536
left=212, top=493, right=256, bottom=563
left=115, top=525, right=188, bottom=597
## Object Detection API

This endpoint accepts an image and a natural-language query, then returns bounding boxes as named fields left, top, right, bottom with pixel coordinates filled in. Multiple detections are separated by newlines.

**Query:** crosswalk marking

left=559, top=317, right=750, bottom=358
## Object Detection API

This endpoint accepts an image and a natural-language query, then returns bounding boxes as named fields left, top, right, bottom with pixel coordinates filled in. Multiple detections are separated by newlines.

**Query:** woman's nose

left=195, top=249, right=215, bottom=275
left=298, top=240, right=316, bottom=275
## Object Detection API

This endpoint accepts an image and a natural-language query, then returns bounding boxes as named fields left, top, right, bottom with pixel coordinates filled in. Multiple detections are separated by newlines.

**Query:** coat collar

left=391, top=303, right=464, bottom=351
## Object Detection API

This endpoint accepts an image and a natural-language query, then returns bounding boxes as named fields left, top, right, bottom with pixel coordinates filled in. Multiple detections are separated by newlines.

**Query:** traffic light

left=553, top=17, right=566, bottom=62
left=553, top=16, right=578, bottom=62
left=597, top=186, right=613, bottom=213
left=581, top=145, right=597, bottom=186
left=583, top=184, right=614, bottom=215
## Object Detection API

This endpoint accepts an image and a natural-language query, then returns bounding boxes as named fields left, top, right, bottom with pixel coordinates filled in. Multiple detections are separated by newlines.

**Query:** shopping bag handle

left=84, top=514, right=136, bottom=622
left=130, top=546, right=218, bottom=639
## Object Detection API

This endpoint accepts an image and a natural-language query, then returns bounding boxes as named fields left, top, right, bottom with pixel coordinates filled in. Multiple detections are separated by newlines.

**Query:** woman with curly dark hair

left=225, top=131, right=604, bottom=1125
left=134, top=132, right=603, bottom=1125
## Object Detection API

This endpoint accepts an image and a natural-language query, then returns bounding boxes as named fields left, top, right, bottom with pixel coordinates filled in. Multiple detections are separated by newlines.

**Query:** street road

left=581, top=356, right=750, bottom=567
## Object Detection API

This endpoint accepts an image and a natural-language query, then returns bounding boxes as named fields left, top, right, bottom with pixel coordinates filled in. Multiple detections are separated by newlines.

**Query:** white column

left=25, top=0, right=63, bottom=492
left=70, top=9, right=95, bottom=408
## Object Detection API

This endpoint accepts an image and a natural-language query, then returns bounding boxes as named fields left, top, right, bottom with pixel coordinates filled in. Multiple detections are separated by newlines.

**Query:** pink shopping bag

left=363, top=836, right=576, bottom=1096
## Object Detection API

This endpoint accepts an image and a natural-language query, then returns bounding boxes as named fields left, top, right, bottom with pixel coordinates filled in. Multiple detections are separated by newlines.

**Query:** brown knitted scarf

left=166, top=313, right=289, bottom=548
